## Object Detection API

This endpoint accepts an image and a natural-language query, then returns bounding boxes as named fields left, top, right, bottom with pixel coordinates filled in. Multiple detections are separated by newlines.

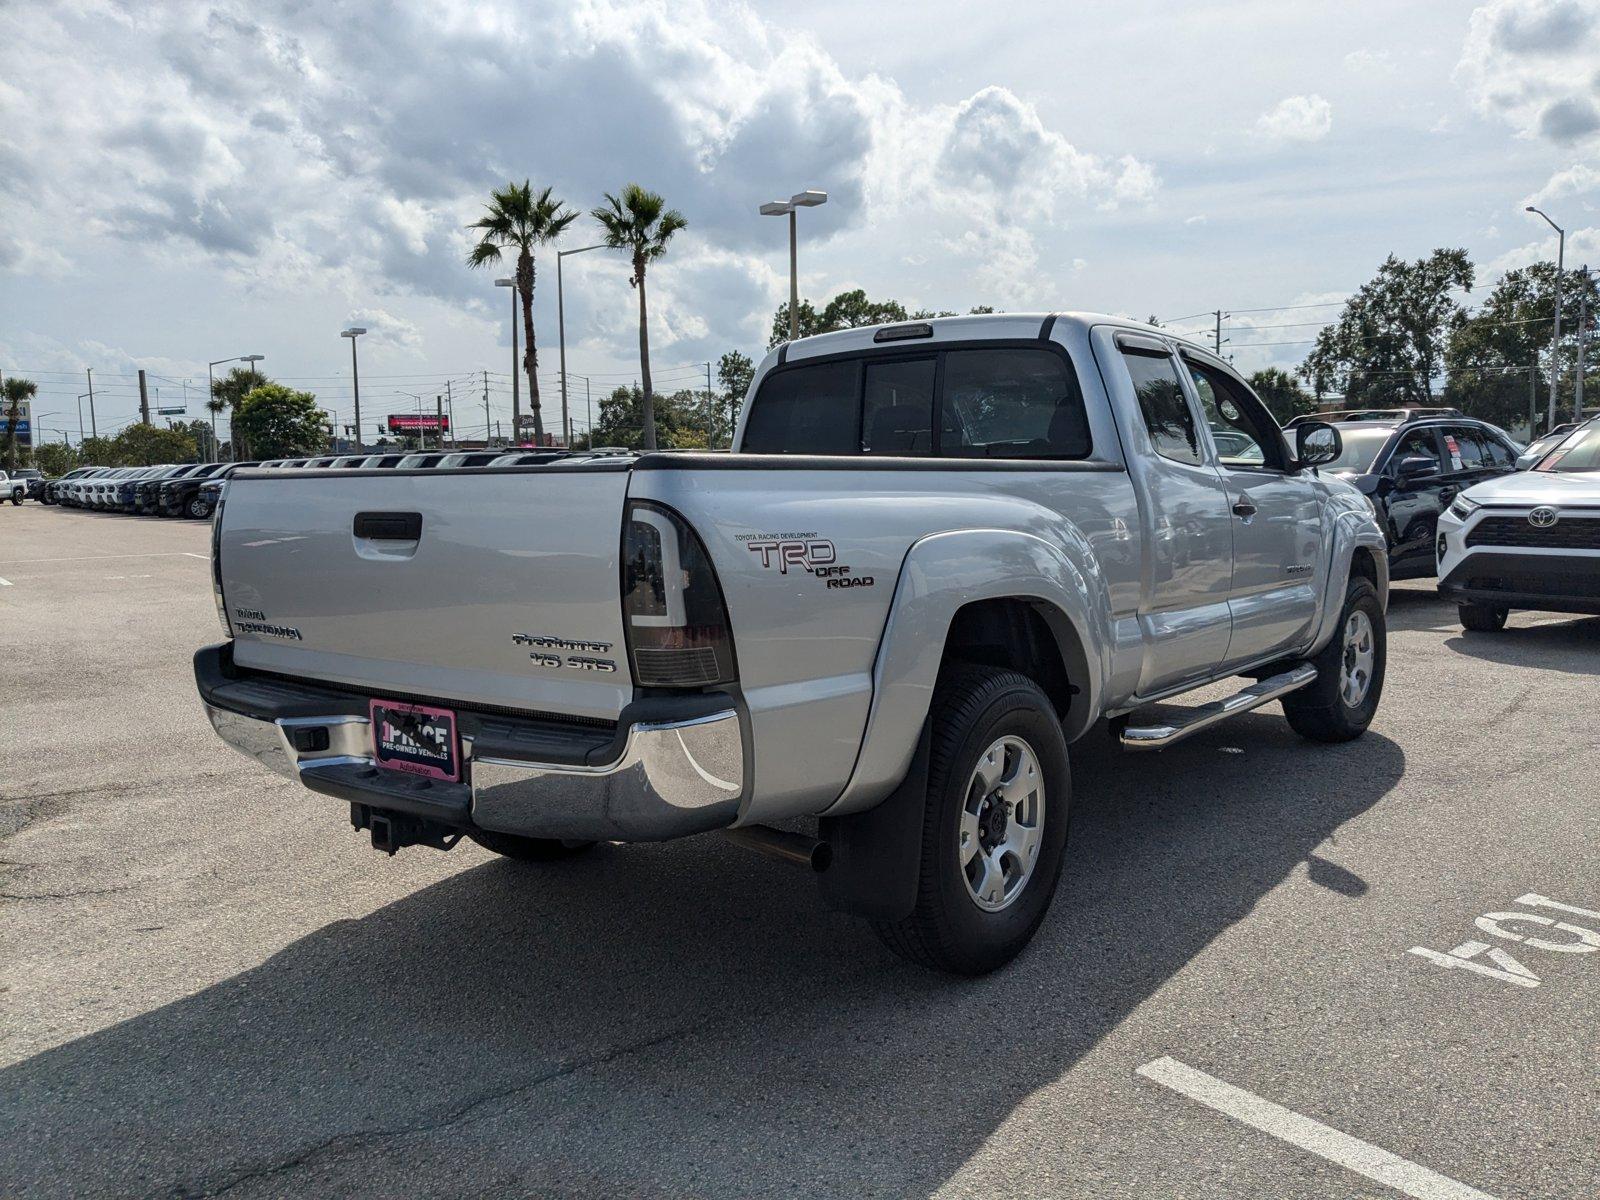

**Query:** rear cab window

left=741, top=343, right=1092, bottom=460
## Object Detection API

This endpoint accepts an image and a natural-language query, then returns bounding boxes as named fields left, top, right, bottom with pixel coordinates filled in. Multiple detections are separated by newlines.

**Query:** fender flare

left=1308, top=506, right=1389, bottom=655
left=822, top=526, right=1113, bottom=819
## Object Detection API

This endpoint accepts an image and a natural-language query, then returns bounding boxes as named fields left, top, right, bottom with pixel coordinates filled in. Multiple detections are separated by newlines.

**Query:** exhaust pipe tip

left=723, top=825, right=831, bottom=872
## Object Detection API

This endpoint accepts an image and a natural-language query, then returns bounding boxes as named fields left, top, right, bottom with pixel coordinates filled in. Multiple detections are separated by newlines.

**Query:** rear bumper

left=195, top=643, right=745, bottom=842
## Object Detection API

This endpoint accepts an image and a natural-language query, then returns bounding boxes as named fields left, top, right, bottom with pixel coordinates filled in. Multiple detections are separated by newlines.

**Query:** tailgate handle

left=353, top=511, right=422, bottom=541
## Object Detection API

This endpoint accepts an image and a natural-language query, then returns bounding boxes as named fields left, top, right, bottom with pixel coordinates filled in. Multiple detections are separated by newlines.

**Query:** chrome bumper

left=203, top=700, right=746, bottom=842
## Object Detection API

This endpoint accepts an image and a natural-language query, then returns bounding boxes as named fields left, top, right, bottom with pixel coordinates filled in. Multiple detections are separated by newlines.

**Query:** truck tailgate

left=217, top=467, right=633, bottom=720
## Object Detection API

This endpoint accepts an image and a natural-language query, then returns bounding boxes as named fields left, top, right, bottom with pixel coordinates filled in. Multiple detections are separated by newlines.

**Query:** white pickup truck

left=198, top=312, right=1389, bottom=973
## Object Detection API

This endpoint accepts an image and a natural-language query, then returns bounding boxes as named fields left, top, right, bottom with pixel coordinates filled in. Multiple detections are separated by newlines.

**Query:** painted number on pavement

left=1408, top=893, right=1600, bottom=988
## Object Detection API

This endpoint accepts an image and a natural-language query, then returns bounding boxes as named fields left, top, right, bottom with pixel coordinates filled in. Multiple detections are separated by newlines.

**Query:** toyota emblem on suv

left=1528, top=506, right=1559, bottom=528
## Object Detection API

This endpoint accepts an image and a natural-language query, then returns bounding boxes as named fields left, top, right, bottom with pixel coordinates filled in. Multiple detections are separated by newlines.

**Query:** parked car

left=0, top=470, right=25, bottom=504
left=434, top=451, right=506, bottom=468
left=183, top=463, right=260, bottom=519
left=158, top=463, right=232, bottom=517
left=357, top=454, right=406, bottom=469
left=1514, top=422, right=1579, bottom=470
left=1319, top=414, right=1521, bottom=579
left=198, top=312, right=1389, bottom=974
left=1439, top=414, right=1600, bottom=630
left=43, top=467, right=98, bottom=504
left=133, top=464, right=205, bottom=514
left=10, top=468, right=47, bottom=501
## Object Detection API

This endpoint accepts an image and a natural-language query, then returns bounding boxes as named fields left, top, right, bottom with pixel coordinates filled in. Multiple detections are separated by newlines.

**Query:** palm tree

left=592, top=185, right=687, bottom=451
left=3, top=376, right=38, bottom=472
left=467, top=181, right=577, bottom=445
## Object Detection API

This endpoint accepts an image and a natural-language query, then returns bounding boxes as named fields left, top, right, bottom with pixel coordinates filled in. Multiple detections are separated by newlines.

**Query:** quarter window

left=1123, top=351, right=1202, bottom=465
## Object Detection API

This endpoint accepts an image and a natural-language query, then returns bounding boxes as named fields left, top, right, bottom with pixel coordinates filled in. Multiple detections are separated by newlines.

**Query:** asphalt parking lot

left=2, top=502, right=1597, bottom=1199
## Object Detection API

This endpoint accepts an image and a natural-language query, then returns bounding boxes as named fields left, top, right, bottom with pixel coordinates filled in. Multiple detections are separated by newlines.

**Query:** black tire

left=1283, top=576, right=1385, bottom=743
left=468, top=830, right=596, bottom=862
left=7, top=492, right=19, bottom=506
left=187, top=496, right=210, bottom=519
left=873, top=665, right=1071, bottom=975
left=1458, top=602, right=1508, bottom=632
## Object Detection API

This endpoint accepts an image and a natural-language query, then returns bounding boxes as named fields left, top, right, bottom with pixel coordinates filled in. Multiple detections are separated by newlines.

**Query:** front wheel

left=1283, top=577, right=1386, bottom=743
left=873, top=665, right=1071, bottom=975
left=7, top=492, right=19, bottom=506
left=187, top=496, right=211, bottom=519
left=1458, top=602, right=1508, bottom=632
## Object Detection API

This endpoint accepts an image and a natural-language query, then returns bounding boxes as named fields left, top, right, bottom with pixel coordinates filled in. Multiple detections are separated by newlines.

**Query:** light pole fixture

left=397, top=390, right=426, bottom=450
left=341, top=328, right=367, bottom=452
left=1526, top=205, right=1565, bottom=431
left=85, top=367, right=97, bottom=441
left=557, top=244, right=608, bottom=447
left=760, top=189, right=828, bottom=341
left=495, top=277, right=519, bottom=441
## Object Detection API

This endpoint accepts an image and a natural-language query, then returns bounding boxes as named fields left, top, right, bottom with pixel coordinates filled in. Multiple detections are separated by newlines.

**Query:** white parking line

left=0, top=551, right=208, bottom=565
left=183, top=552, right=209, bottom=559
left=0, top=576, right=12, bottom=587
left=1137, top=1056, right=1499, bottom=1200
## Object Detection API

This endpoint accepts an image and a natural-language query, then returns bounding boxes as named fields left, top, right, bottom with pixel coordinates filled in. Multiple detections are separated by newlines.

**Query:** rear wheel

left=1283, top=576, right=1385, bottom=743
left=873, top=665, right=1070, bottom=975
left=468, top=830, right=596, bottom=862
left=1458, top=602, right=1508, bottom=632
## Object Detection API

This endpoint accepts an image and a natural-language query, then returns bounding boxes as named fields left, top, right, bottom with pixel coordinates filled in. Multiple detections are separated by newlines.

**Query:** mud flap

left=817, top=719, right=931, bottom=922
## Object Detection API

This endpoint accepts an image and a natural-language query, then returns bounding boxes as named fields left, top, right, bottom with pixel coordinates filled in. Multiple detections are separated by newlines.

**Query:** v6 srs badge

left=736, top=532, right=875, bottom=590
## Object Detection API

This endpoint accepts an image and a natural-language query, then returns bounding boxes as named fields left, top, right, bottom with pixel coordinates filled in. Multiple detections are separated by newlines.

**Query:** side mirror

left=1396, top=454, right=1439, bottom=481
left=1295, top=421, right=1342, bottom=469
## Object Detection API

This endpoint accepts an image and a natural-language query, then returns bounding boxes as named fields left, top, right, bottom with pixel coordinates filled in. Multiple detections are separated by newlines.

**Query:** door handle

left=1231, top=499, right=1257, bottom=519
left=353, top=511, right=423, bottom=540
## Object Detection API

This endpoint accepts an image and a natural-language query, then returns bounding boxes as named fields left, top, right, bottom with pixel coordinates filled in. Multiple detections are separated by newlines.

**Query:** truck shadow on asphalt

left=2, top=720, right=1405, bottom=1199
left=1443, top=615, right=1600, bottom=674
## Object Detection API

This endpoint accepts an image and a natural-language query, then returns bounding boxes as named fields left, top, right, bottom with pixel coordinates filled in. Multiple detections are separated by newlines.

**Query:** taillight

left=212, top=485, right=232, bottom=637
left=621, top=501, right=736, bottom=687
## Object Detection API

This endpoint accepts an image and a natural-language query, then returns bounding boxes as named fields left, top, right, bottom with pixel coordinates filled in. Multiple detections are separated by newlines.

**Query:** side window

left=1483, top=432, right=1517, bottom=469
left=1391, top=428, right=1444, bottom=475
left=1123, top=350, right=1202, bottom=465
left=1185, top=360, right=1284, bottom=469
left=741, top=361, right=861, bottom=454
left=861, top=358, right=935, bottom=455
left=940, top=348, right=1091, bottom=459
left=1444, top=427, right=1488, bottom=471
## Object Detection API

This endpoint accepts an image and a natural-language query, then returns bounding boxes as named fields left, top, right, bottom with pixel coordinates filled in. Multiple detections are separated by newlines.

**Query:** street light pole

left=495, top=278, right=519, bottom=441
left=85, top=367, right=97, bottom=440
left=557, top=244, right=608, bottom=448
left=341, top=327, right=367, bottom=452
left=759, top=190, right=828, bottom=342
left=1526, top=205, right=1565, bottom=431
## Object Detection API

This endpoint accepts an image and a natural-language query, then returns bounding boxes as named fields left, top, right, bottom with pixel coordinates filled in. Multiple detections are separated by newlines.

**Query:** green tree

left=592, top=184, right=687, bottom=451
left=78, top=436, right=118, bottom=466
left=232, top=383, right=327, bottom=459
left=589, top=385, right=701, bottom=450
left=115, top=422, right=197, bottom=465
left=1247, top=367, right=1314, bottom=423
left=1300, top=249, right=1474, bottom=406
left=768, top=290, right=990, bottom=347
left=1445, top=262, right=1600, bottom=433
left=34, top=442, right=77, bottom=476
left=3, top=376, right=38, bottom=472
left=467, top=181, right=578, bottom=445
left=716, top=350, right=755, bottom=443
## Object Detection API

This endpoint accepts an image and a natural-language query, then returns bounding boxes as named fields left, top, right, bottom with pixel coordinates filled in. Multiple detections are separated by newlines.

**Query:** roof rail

left=1287, top=406, right=1465, bottom=426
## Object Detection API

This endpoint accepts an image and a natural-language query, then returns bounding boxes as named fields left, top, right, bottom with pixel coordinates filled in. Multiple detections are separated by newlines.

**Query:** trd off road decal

left=737, top=532, right=875, bottom=590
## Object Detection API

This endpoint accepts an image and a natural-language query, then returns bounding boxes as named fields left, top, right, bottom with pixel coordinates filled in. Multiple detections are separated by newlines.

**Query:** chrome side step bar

left=1119, top=665, right=1318, bottom=751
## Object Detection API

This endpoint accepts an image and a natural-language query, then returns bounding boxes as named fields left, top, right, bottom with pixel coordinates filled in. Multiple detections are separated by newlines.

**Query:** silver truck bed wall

left=219, top=467, right=634, bottom=721
left=628, top=462, right=1137, bottom=823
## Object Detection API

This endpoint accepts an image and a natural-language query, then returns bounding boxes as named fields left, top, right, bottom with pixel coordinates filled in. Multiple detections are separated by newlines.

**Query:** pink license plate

left=369, top=700, right=460, bottom=782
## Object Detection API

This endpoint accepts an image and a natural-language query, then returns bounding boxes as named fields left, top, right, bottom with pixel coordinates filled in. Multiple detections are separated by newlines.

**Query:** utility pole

left=85, top=368, right=97, bottom=440
left=585, top=376, right=591, bottom=449
left=706, top=360, right=714, bottom=445
left=445, top=381, right=455, bottom=447
left=436, top=393, right=444, bottom=448
left=1576, top=270, right=1589, bottom=421
left=1529, top=362, right=1538, bottom=438
left=483, top=370, right=491, bottom=446
left=1214, top=310, right=1223, bottom=355
left=138, top=369, right=151, bottom=425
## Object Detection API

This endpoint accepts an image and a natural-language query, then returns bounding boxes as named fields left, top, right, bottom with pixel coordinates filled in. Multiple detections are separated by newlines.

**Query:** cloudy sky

left=2, top=0, right=1597, bottom=443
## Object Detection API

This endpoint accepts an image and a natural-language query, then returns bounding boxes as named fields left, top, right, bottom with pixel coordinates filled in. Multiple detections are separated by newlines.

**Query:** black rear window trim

left=744, top=337, right=1094, bottom=462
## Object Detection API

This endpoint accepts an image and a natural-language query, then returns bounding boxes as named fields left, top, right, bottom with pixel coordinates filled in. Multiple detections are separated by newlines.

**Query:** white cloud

left=1486, top=225, right=1600, bottom=273
left=1344, top=49, right=1397, bottom=74
left=1524, top=163, right=1600, bottom=208
left=1254, top=95, right=1334, bottom=143
left=1456, top=0, right=1600, bottom=145
left=347, top=308, right=424, bottom=354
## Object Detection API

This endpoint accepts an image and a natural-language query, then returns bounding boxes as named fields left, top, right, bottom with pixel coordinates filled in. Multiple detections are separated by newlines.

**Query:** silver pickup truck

left=197, top=312, right=1388, bottom=973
